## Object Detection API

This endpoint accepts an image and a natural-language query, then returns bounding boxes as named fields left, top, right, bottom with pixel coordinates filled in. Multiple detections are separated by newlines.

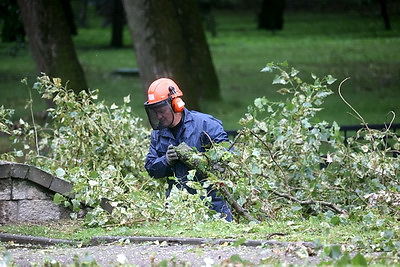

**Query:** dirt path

left=6, top=241, right=322, bottom=266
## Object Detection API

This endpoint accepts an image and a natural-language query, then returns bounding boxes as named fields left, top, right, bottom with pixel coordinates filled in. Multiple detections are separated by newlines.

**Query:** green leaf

left=71, top=199, right=81, bottom=212
left=350, top=253, right=368, bottom=266
left=329, top=216, right=341, bottom=226
left=260, top=65, right=272, bottom=72
left=326, top=75, right=337, bottom=85
left=336, top=252, right=351, bottom=265
left=123, top=95, right=130, bottom=103
left=229, top=254, right=251, bottom=264
left=55, top=167, right=66, bottom=178
left=290, top=67, right=299, bottom=77
left=232, top=238, right=247, bottom=247
left=328, top=245, right=342, bottom=260
left=273, top=75, right=287, bottom=84
left=53, top=193, right=66, bottom=205
left=291, top=205, right=303, bottom=212
left=254, top=98, right=266, bottom=109
left=383, top=230, right=394, bottom=239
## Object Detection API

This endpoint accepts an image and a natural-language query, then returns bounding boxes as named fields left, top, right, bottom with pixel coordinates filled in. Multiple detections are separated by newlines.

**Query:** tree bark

left=17, top=0, right=88, bottom=93
left=122, top=0, right=221, bottom=110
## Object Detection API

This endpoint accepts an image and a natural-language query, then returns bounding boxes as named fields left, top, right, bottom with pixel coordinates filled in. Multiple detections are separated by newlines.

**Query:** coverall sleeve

left=145, top=132, right=172, bottom=178
left=201, top=117, right=230, bottom=147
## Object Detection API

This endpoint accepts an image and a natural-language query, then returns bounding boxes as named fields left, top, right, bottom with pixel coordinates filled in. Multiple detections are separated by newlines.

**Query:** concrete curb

left=0, top=232, right=313, bottom=248
left=91, top=236, right=314, bottom=248
left=0, top=232, right=77, bottom=246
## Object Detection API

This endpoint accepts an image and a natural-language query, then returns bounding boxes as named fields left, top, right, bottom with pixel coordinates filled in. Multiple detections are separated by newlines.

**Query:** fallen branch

left=174, top=142, right=260, bottom=223
left=218, top=183, right=260, bottom=223
left=269, top=189, right=349, bottom=215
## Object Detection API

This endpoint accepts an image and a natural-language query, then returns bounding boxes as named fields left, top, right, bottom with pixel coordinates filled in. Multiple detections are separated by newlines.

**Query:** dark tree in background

left=122, top=0, right=221, bottom=110
left=258, top=0, right=286, bottom=31
left=60, top=0, right=77, bottom=35
left=110, top=0, right=125, bottom=47
left=378, top=0, right=391, bottom=30
left=0, top=0, right=25, bottom=43
left=94, top=0, right=126, bottom=47
left=17, top=0, right=88, bottom=93
left=198, top=0, right=217, bottom=37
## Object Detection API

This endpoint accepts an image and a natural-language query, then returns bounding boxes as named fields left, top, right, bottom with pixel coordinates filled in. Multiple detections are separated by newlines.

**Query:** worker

left=144, top=78, right=233, bottom=221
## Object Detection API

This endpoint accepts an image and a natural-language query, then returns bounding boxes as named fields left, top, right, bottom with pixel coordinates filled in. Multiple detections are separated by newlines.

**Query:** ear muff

left=171, top=97, right=185, bottom=112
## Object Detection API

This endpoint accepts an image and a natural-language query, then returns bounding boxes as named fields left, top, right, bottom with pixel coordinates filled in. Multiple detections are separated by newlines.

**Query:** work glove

left=166, top=145, right=179, bottom=166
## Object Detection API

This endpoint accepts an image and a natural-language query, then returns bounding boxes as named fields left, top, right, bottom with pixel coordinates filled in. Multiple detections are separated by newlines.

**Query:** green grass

left=0, top=10, right=399, bottom=131
left=0, top=214, right=398, bottom=252
left=204, top=11, right=400, bottom=129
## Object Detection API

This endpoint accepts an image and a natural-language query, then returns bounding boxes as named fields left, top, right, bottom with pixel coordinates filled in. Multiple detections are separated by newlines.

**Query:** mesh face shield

left=144, top=99, right=175, bottom=130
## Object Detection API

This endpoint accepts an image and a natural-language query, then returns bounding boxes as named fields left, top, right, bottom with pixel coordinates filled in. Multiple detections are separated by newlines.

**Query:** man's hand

left=166, top=145, right=179, bottom=166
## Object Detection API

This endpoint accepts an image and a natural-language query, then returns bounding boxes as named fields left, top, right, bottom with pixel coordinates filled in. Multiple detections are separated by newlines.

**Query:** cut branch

left=174, top=142, right=260, bottom=223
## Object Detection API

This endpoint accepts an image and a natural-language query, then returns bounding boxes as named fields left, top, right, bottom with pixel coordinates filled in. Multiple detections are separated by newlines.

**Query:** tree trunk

left=258, top=0, right=285, bottom=31
left=110, top=0, right=125, bottom=47
left=122, top=0, right=221, bottom=110
left=379, top=0, right=391, bottom=30
left=17, top=0, right=88, bottom=93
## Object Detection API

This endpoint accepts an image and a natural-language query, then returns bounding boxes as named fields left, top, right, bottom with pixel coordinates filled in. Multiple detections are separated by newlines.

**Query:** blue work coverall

left=145, top=108, right=233, bottom=221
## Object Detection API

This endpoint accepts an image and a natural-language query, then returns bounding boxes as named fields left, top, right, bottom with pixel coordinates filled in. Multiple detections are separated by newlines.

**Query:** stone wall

left=0, top=161, right=76, bottom=224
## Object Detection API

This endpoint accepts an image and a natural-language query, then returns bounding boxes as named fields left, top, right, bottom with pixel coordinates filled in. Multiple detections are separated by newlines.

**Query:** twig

left=201, top=130, right=215, bottom=149
left=26, top=86, right=40, bottom=155
left=228, top=130, right=243, bottom=151
left=248, top=129, right=287, bottom=183
left=338, top=77, right=386, bottom=158
left=384, top=111, right=395, bottom=133
left=338, top=77, right=368, bottom=128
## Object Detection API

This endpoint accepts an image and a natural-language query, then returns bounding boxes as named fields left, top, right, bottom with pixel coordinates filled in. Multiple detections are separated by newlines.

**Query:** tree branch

left=269, top=189, right=348, bottom=215
left=174, top=142, right=260, bottom=223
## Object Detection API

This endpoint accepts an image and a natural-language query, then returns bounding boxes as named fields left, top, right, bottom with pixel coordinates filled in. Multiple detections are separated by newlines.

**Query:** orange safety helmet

left=144, top=78, right=185, bottom=130
left=146, top=78, right=185, bottom=112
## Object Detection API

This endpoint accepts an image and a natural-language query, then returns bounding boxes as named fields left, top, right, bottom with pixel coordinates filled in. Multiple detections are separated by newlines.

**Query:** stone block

left=0, top=163, right=11, bottom=179
left=17, top=200, right=70, bottom=222
left=49, top=177, right=74, bottom=196
left=10, top=163, right=30, bottom=179
left=12, top=180, right=50, bottom=200
left=0, top=200, right=18, bottom=223
left=27, top=166, right=53, bottom=188
left=0, top=178, right=12, bottom=200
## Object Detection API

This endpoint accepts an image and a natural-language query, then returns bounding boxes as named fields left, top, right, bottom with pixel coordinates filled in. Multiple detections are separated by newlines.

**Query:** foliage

left=193, top=62, right=399, bottom=224
left=2, top=75, right=224, bottom=226
left=0, top=106, right=13, bottom=135
left=0, top=105, right=16, bottom=161
left=0, top=64, right=399, bottom=261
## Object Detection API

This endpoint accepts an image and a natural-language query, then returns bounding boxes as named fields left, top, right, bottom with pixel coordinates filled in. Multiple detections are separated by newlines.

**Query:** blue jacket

left=145, top=108, right=232, bottom=221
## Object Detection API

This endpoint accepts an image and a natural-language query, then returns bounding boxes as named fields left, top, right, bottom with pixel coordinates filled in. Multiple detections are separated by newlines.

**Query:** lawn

left=0, top=9, right=399, bottom=131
